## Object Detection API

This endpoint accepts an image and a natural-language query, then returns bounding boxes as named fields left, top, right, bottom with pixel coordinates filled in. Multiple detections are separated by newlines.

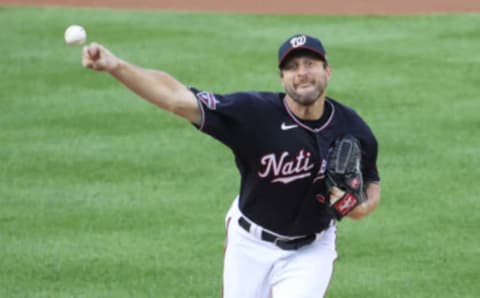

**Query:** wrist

left=108, top=57, right=123, bottom=75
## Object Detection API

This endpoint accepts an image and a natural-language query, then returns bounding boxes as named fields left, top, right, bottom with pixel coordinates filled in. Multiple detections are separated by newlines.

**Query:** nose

left=296, top=64, right=308, bottom=76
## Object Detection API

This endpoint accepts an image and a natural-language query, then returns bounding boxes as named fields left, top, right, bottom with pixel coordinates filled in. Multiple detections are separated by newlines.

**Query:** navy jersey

left=192, top=89, right=380, bottom=236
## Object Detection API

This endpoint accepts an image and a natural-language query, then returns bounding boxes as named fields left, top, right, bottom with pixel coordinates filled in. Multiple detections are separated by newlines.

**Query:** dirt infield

left=2, top=0, right=480, bottom=14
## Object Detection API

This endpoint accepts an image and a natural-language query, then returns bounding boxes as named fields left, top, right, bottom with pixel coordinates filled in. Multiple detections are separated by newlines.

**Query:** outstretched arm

left=82, top=43, right=201, bottom=125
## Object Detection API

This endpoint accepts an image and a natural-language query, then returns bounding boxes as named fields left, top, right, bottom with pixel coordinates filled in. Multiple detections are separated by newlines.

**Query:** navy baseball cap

left=278, top=34, right=327, bottom=68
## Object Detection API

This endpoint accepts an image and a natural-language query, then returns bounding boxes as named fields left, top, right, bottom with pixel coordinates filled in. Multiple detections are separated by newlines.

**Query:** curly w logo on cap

left=290, top=35, right=307, bottom=47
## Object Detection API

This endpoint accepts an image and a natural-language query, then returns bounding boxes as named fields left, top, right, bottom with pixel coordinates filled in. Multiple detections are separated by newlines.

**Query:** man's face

left=280, top=51, right=331, bottom=106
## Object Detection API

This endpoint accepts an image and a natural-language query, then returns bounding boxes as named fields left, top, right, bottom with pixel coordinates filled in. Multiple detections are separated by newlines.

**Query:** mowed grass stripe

left=0, top=6, right=479, bottom=297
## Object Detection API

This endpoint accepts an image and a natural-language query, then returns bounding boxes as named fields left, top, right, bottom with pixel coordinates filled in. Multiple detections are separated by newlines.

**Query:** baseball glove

left=326, top=135, right=367, bottom=219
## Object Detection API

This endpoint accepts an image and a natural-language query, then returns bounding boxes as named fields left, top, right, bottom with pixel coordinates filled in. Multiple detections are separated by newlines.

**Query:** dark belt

left=238, top=216, right=316, bottom=250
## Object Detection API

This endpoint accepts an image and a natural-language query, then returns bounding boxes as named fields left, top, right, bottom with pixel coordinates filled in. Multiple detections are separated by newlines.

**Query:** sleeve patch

left=197, top=91, right=219, bottom=110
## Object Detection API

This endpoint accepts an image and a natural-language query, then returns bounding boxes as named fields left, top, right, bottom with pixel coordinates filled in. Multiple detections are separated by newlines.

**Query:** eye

left=284, top=62, right=298, bottom=71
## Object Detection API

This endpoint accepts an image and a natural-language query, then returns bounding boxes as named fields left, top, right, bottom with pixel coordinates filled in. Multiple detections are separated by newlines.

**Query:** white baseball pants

left=223, top=198, right=337, bottom=298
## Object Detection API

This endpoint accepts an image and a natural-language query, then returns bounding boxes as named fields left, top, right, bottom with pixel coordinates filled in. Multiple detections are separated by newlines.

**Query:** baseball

left=64, top=25, right=87, bottom=46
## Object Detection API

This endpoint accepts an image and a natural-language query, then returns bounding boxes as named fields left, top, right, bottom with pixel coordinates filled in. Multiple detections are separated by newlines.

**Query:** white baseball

left=64, top=25, right=87, bottom=46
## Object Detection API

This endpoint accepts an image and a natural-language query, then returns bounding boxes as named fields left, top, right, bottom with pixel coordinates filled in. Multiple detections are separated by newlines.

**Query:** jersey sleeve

left=336, top=102, right=380, bottom=184
left=361, top=133, right=380, bottom=184
left=189, top=87, right=256, bottom=150
left=350, top=114, right=380, bottom=184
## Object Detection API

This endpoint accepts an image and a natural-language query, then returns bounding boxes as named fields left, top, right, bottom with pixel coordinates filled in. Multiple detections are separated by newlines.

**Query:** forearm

left=346, top=182, right=381, bottom=220
left=82, top=43, right=201, bottom=124
left=109, top=60, right=200, bottom=123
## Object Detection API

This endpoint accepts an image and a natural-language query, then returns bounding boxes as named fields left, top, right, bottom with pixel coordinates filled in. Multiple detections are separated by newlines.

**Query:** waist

left=238, top=198, right=334, bottom=235
left=238, top=216, right=318, bottom=250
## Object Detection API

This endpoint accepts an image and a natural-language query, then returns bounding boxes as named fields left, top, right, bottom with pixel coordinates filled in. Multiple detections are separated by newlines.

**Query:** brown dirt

left=1, top=0, right=479, bottom=15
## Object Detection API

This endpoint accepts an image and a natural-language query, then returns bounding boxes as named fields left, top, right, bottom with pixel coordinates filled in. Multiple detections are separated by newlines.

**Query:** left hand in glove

left=326, top=135, right=367, bottom=219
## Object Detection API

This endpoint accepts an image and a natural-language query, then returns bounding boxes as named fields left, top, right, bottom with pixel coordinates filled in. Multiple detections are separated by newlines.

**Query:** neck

left=285, top=95, right=326, bottom=120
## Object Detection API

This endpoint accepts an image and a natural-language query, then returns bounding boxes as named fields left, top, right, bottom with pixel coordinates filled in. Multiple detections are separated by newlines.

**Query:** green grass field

left=1, top=6, right=479, bottom=298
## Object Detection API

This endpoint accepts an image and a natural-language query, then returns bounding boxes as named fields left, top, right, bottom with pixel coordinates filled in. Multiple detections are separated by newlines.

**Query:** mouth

left=295, top=78, right=314, bottom=87
left=296, top=83, right=314, bottom=90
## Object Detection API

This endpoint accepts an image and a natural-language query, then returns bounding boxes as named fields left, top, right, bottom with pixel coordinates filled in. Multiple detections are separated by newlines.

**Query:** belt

left=238, top=216, right=316, bottom=250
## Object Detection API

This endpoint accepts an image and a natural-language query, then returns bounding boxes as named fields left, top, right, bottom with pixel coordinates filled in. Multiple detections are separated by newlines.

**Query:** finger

left=92, top=63, right=103, bottom=71
left=81, top=56, right=91, bottom=68
left=329, top=186, right=345, bottom=196
left=88, top=47, right=98, bottom=60
left=82, top=45, right=94, bottom=68
left=87, top=44, right=100, bottom=60
left=81, top=53, right=93, bottom=68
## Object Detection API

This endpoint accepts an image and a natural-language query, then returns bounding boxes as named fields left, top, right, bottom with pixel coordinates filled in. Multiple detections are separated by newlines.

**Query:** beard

left=285, top=80, right=327, bottom=106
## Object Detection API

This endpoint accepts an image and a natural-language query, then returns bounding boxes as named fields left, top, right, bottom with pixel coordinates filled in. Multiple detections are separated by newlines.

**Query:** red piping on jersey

left=283, top=98, right=335, bottom=133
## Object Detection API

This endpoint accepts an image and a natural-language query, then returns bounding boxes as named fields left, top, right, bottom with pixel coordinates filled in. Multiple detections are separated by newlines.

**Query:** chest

left=239, top=119, right=338, bottom=183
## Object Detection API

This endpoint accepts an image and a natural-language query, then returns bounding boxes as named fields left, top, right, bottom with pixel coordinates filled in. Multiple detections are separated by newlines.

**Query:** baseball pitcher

left=82, top=34, right=381, bottom=298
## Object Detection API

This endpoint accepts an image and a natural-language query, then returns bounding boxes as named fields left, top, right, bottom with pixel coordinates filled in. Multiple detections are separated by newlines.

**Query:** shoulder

left=191, top=87, right=282, bottom=107
left=224, top=91, right=283, bottom=106
left=212, top=90, right=285, bottom=113
left=328, top=97, right=359, bottom=118
left=329, top=97, right=369, bottom=125
left=328, top=97, right=377, bottom=143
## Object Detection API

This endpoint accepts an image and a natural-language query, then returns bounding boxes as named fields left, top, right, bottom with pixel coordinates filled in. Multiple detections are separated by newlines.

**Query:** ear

left=279, top=70, right=286, bottom=88
left=325, top=64, right=332, bottom=81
